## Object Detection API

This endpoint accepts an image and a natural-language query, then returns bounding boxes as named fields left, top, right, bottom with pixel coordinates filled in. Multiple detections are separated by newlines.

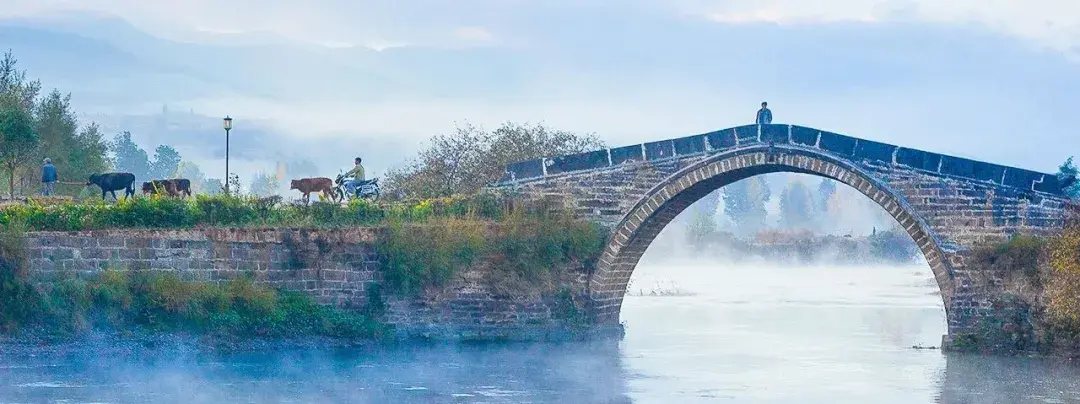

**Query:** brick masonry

left=493, top=124, right=1072, bottom=341
left=22, top=228, right=592, bottom=341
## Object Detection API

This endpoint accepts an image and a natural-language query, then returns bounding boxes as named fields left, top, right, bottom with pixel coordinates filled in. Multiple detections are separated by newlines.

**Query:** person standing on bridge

left=41, top=158, right=58, bottom=197
left=756, top=102, right=773, bottom=125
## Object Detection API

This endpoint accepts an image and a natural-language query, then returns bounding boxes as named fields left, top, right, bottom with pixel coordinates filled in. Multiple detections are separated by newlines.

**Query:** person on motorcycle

left=344, top=157, right=366, bottom=196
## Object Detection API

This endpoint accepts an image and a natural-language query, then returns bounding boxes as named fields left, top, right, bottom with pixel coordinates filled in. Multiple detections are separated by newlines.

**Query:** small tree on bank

left=1057, top=157, right=1080, bottom=199
left=0, top=107, right=38, bottom=199
left=385, top=122, right=605, bottom=199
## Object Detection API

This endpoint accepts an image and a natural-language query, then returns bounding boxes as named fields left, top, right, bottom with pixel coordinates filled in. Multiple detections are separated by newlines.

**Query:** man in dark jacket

left=756, top=102, right=773, bottom=124
left=41, top=158, right=58, bottom=196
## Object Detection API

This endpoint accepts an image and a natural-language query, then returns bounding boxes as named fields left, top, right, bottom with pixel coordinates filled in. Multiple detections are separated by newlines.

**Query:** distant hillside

left=85, top=110, right=413, bottom=181
left=0, top=14, right=534, bottom=110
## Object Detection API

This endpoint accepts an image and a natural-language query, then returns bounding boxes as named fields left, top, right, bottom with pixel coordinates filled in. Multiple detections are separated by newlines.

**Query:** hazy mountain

left=0, top=14, right=537, bottom=107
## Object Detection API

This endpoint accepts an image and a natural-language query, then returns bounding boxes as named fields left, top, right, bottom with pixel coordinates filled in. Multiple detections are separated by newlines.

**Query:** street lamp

left=223, top=116, right=233, bottom=194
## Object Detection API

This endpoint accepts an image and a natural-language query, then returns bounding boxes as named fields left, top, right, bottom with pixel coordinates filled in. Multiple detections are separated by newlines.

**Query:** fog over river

left=3, top=258, right=1080, bottom=403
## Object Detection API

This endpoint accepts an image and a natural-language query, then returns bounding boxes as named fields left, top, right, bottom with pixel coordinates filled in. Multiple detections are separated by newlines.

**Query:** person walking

left=756, top=102, right=773, bottom=124
left=41, top=158, right=58, bottom=197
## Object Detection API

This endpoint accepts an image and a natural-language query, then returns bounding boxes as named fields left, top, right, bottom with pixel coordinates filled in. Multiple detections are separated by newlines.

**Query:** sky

left=4, top=1, right=1080, bottom=54
left=0, top=0, right=1077, bottom=177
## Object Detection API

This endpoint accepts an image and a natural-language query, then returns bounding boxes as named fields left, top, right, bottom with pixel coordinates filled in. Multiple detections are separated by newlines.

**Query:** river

left=3, top=259, right=1080, bottom=403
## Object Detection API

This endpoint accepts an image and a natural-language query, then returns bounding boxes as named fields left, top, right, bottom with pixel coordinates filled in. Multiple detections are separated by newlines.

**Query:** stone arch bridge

left=492, top=123, right=1071, bottom=340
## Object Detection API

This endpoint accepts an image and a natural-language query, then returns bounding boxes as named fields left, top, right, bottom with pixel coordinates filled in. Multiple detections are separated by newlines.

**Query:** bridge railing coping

left=494, top=124, right=1066, bottom=197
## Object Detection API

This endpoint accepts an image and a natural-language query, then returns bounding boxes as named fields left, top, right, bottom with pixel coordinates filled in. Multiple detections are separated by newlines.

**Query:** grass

left=968, top=234, right=1046, bottom=278
left=376, top=209, right=608, bottom=295
left=0, top=268, right=388, bottom=341
left=0, top=193, right=516, bottom=231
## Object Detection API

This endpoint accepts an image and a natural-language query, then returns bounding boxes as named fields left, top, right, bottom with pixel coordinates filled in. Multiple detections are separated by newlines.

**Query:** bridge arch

left=588, top=144, right=956, bottom=326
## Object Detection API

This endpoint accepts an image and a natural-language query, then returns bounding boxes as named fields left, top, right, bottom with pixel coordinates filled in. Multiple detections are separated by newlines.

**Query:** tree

left=0, top=50, right=41, bottom=112
left=1057, top=157, right=1080, bottom=199
left=684, top=190, right=720, bottom=247
left=226, top=174, right=242, bottom=195
left=723, top=176, right=771, bottom=238
left=111, top=131, right=151, bottom=181
left=686, top=204, right=718, bottom=249
left=34, top=90, right=77, bottom=162
left=177, top=161, right=207, bottom=194
left=249, top=171, right=279, bottom=197
left=484, top=122, right=606, bottom=182
left=0, top=53, right=109, bottom=196
left=149, top=145, right=181, bottom=179
left=868, top=225, right=919, bottom=264
left=0, top=107, right=38, bottom=199
left=385, top=124, right=491, bottom=199
left=33, top=90, right=109, bottom=188
left=202, top=178, right=223, bottom=196
left=385, top=122, right=605, bottom=199
left=68, top=123, right=111, bottom=181
left=286, top=158, right=319, bottom=178
left=816, top=178, right=837, bottom=214
left=779, top=179, right=815, bottom=230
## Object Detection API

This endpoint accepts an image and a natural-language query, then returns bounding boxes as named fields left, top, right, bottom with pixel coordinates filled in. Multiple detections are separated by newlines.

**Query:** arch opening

left=588, top=145, right=955, bottom=329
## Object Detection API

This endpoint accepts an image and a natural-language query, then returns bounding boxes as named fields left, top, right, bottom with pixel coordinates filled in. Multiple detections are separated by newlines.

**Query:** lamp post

left=223, top=116, right=233, bottom=194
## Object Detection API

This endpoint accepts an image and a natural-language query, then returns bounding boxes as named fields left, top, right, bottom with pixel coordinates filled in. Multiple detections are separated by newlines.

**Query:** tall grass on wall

left=378, top=218, right=488, bottom=294
left=0, top=193, right=518, bottom=231
left=375, top=208, right=608, bottom=296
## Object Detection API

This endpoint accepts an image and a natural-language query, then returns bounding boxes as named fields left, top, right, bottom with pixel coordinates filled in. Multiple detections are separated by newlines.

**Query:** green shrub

left=494, top=210, right=607, bottom=290
left=550, top=288, right=587, bottom=328
left=373, top=207, right=607, bottom=297
left=0, top=269, right=386, bottom=341
left=378, top=218, right=488, bottom=294
left=0, top=218, right=28, bottom=277
left=191, top=194, right=261, bottom=227
left=0, top=220, right=41, bottom=334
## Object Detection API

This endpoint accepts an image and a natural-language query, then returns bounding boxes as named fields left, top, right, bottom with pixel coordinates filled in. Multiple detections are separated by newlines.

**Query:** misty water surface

left=3, top=260, right=1080, bottom=403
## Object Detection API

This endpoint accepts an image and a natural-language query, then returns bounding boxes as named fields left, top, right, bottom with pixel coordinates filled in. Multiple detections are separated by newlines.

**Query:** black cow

left=87, top=172, right=136, bottom=200
left=171, top=179, right=192, bottom=197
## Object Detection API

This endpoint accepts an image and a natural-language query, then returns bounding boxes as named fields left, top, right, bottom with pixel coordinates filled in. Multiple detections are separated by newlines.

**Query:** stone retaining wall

left=23, top=228, right=592, bottom=341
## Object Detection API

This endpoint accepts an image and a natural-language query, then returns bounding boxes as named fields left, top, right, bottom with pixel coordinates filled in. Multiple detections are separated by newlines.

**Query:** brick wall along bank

left=22, top=228, right=592, bottom=341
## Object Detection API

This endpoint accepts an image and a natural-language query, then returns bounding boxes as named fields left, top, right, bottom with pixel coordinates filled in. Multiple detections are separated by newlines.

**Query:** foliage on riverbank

left=1, top=235, right=387, bottom=342
left=954, top=209, right=1080, bottom=356
left=0, top=210, right=391, bottom=341
left=0, top=193, right=521, bottom=231
left=0, top=192, right=609, bottom=342
left=378, top=210, right=607, bottom=295
left=0, top=193, right=609, bottom=296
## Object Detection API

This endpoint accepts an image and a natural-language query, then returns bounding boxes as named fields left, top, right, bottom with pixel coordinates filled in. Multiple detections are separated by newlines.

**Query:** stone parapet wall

left=22, top=228, right=591, bottom=341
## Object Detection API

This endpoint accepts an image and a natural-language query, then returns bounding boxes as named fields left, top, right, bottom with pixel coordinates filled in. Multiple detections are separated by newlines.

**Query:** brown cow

left=141, top=179, right=192, bottom=198
left=290, top=177, right=334, bottom=202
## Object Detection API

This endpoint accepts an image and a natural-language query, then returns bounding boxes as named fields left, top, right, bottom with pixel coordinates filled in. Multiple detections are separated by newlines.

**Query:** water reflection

left=3, top=263, right=1080, bottom=403
left=0, top=341, right=634, bottom=403
left=937, top=354, right=1080, bottom=404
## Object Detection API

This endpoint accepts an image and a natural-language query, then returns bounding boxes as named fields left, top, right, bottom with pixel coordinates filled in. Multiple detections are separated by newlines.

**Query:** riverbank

left=941, top=206, right=1080, bottom=359
left=0, top=195, right=608, bottom=346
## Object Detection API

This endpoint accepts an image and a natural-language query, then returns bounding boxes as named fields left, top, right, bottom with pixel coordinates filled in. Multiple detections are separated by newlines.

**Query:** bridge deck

left=495, top=124, right=1066, bottom=197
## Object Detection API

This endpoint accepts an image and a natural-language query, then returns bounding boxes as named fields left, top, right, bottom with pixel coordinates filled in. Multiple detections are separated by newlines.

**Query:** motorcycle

left=333, top=174, right=380, bottom=202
